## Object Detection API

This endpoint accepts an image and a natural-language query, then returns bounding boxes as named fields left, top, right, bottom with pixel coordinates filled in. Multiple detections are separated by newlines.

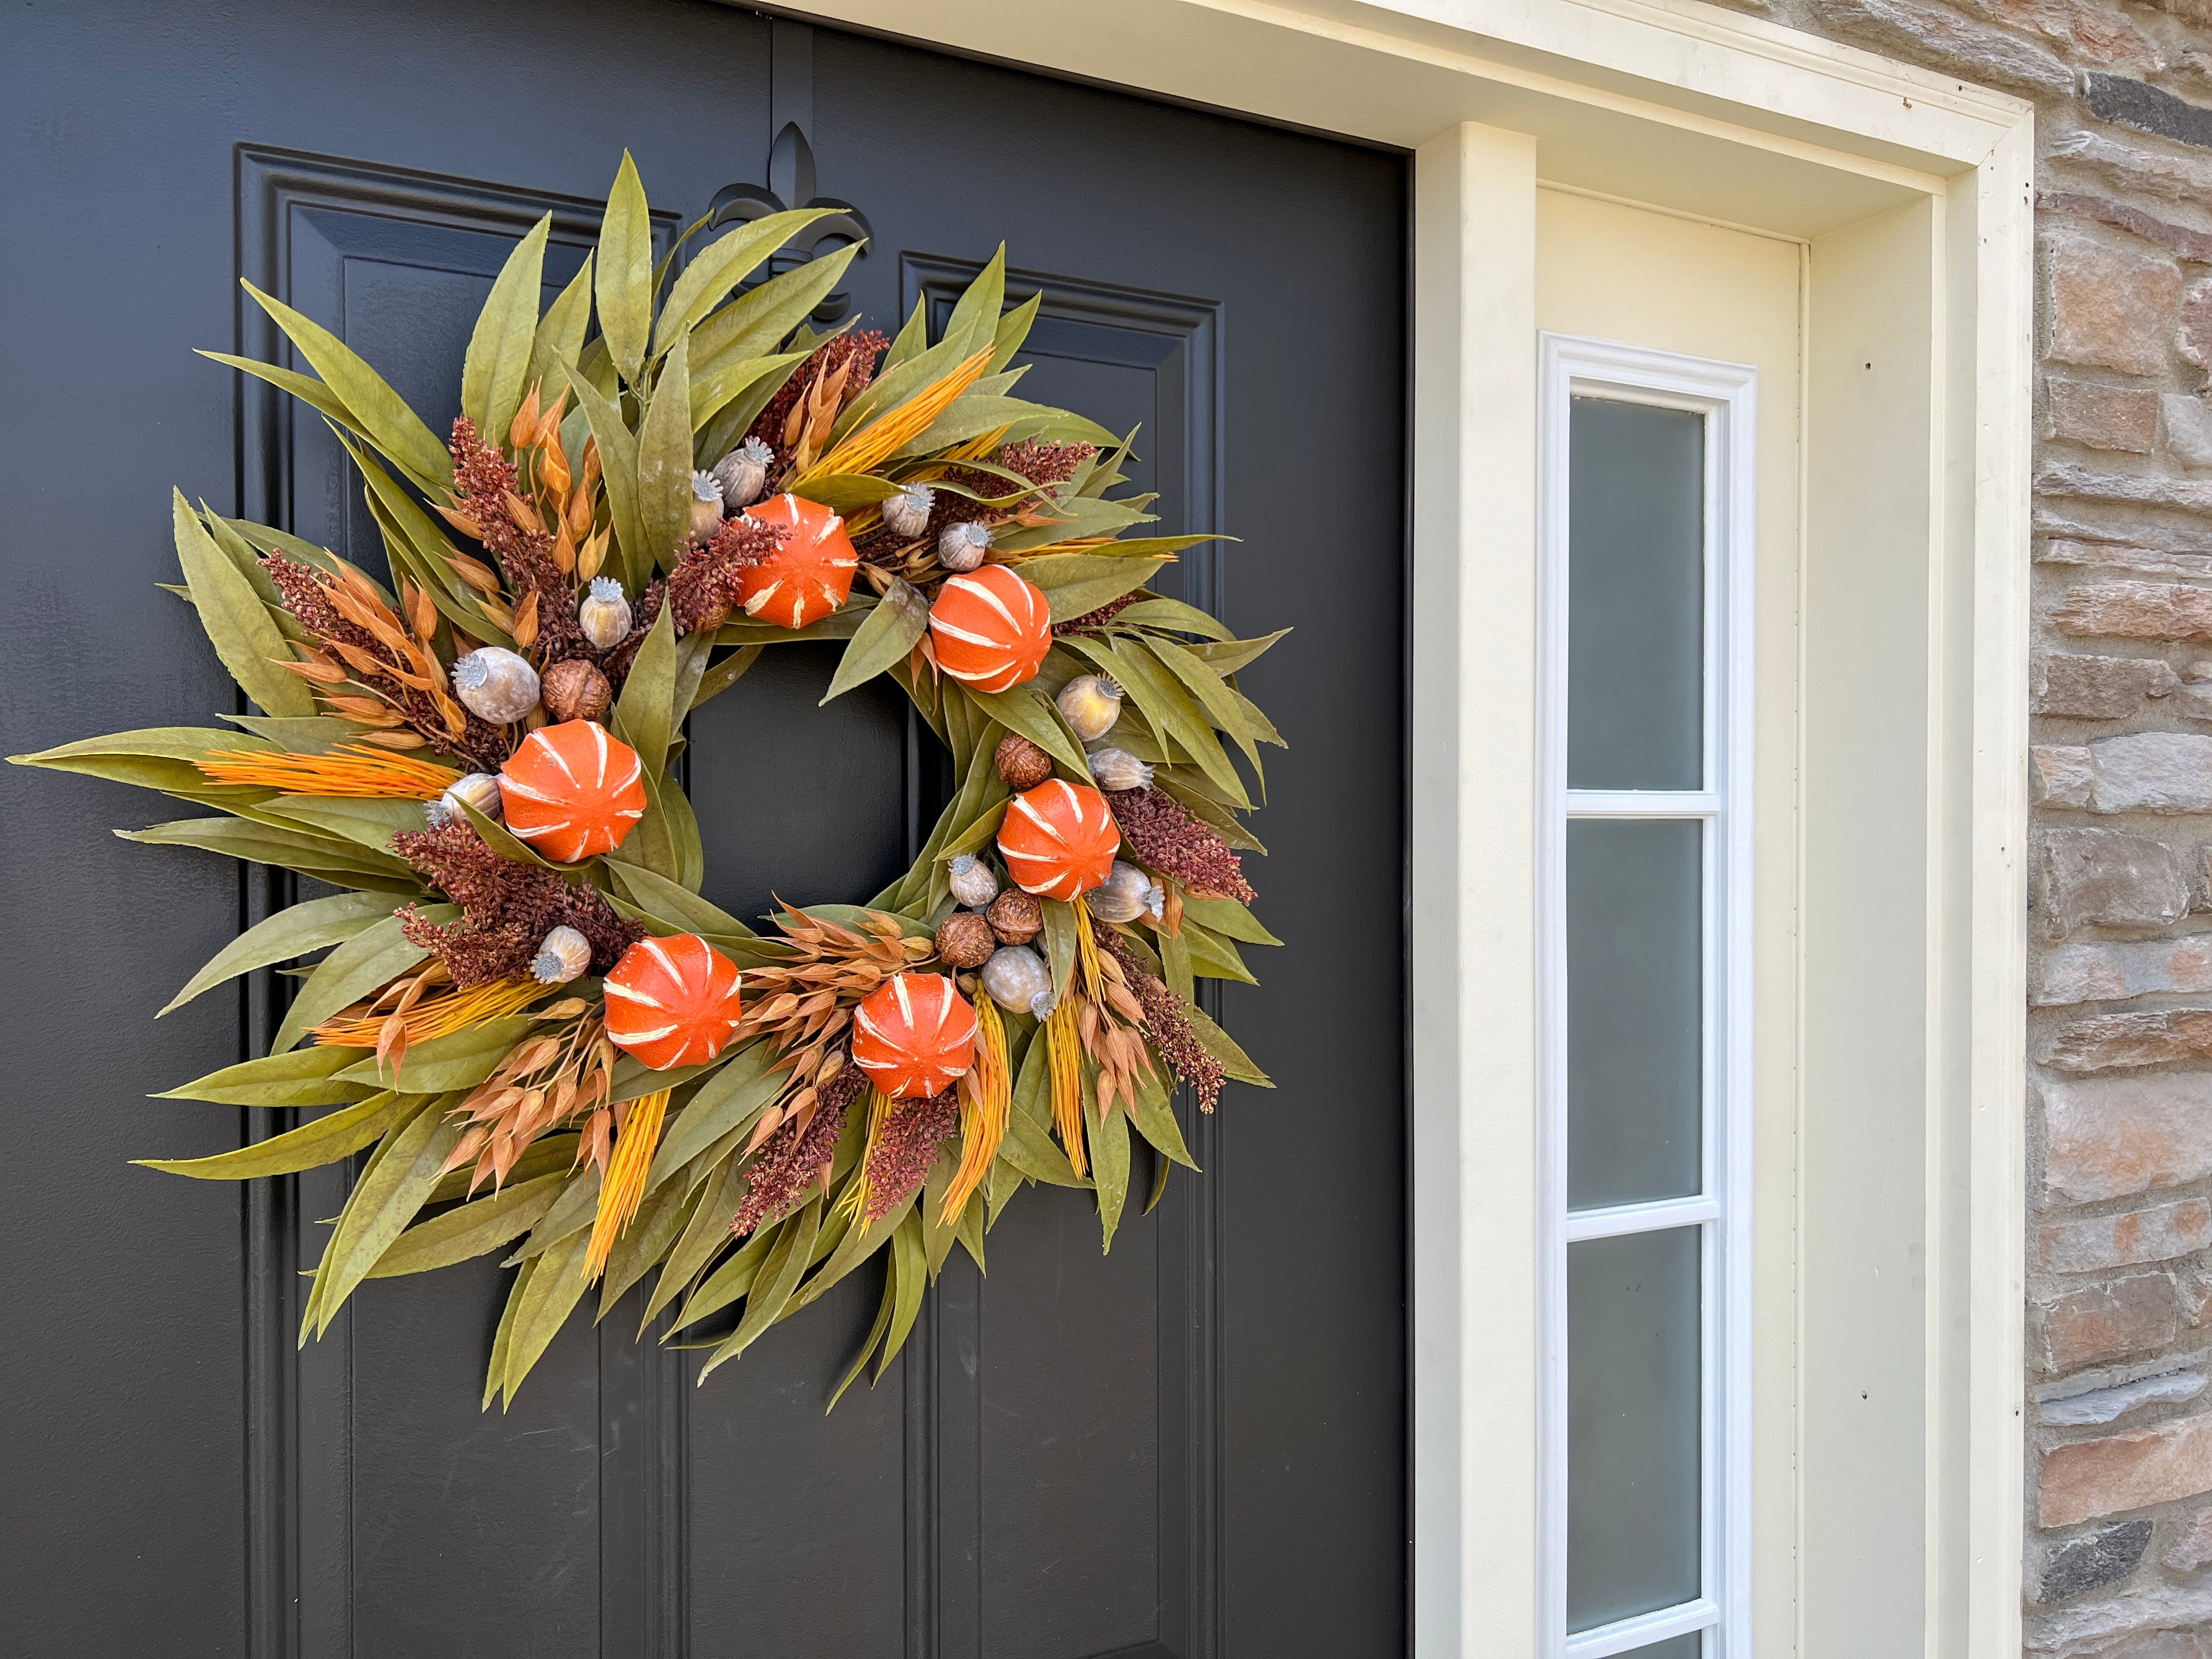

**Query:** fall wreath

left=15, top=155, right=1280, bottom=1404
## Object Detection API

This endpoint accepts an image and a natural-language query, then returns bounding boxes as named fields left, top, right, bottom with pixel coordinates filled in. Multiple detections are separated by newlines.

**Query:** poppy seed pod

left=980, top=945, right=1054, bottom=1019
left=947, top=853, right=1000, bottom=909
left=938, top=520, right=991, bottom=573
left=450, top=646, right=540, bottom=723
left=882, top=482, right=934, bottom=539
left=1056, top=674, right=1123, bottom=742
left=1085, top=746, right=1153, bottom=793
left=577, top=577, right=632, bottom=649
left=431, top=771, right=504, bottom=827
left=687, top=471, right=725, bottom=546
left=531, top=925, right=592, bottom=985
left=1085, top=860, right=1165, bottom=925
left=711, top=438, right=772, bottom=511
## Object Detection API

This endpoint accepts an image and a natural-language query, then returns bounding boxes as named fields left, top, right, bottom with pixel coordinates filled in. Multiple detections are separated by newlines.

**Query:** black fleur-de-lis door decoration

left=707, top=119, right=871, bottom=325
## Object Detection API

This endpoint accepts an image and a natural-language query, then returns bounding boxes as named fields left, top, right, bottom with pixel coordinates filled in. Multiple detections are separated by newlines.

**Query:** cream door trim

left=766, top=3, right=2035, bottom=1654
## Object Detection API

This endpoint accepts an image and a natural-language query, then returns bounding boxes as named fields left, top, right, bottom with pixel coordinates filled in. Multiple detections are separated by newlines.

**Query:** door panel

left=2, top=4, right=1406, bottom=1655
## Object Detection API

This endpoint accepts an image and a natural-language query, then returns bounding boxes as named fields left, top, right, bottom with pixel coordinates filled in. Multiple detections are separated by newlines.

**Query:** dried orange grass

left=836, top=1087, right=894, bottom=1222
left=1045, top=994, right=1086, bottom=1179
left=196, top=744, right=461, bottom=799
left=942, top=994, right=1009, bottom=1224
left=585, top=1087, right=671, bottom=1280
left=312, top=974, right=544, bottom=1053
left=800, top=347, right=995, bottom=484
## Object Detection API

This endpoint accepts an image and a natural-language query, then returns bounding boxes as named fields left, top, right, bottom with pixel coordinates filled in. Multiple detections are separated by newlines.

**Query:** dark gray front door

left=2, top=4, right=1407, bottom=1655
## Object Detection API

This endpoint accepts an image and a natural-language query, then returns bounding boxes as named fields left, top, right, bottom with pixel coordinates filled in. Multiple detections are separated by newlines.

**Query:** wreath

left=15, top=154, right=1281, bottom=1404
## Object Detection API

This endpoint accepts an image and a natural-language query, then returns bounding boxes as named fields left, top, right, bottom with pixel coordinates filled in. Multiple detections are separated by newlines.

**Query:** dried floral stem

left=586, top=1088, right=671, bottom=1280
left=837, top=1088, right=895, bottom=1222
left=311, top=970, right=545, bottom=1074
left=195, top=745, right=461, bottom=799
left=942, top=995, right=1009, bottom=1224
left=1046, top=995, right=1087, bottom=1178
left=438, top=1000, right=608, bottom=1193
left=734, top=1058, right=862, bottom=1237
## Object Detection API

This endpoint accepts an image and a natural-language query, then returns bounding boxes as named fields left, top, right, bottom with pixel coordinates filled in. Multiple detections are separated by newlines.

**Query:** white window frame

left=1537, top=335, right=1758, bottom=1659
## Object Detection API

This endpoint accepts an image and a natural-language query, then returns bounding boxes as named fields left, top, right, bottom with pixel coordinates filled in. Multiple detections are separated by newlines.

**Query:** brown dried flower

left=392, top=821, right=643, bottom=986
left=1103, top=786, right=1256, bottom=904
left=1096, top=926, right=1227, bottom=1112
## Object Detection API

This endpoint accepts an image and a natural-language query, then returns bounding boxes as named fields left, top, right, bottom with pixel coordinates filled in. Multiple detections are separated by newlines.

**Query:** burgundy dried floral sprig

left=860, top=1087, right=962, bottom=1223
left=668, top=512, right=787, bottom=635
left=450, top=416, right=591, bottom=664
left=1096, top=928, right=1227, bottom=1113
left=1053, top=592, right=1141, bottom=636
left=748, top=331, right=889, bottom=472
left=732, top=1060, right=865, bottom=1237
left=392, top=821, right=643, bottom=986
left=1104, top=785, right=1256, bottom=905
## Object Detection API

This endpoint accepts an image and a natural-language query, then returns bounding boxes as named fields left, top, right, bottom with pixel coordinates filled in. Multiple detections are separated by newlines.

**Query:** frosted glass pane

left=1627, top=1636, right=1702, bottom=1659
left=1568, top=397, right=1704, bottom=791
left=1567, top=819, right=1702, bottom=1208
left=1568, top=1227, right=1702, bottom=1632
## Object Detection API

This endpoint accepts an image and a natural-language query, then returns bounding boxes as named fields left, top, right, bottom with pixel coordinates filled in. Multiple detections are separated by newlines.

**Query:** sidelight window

left=1538, top=336, right=1756, bottom=1659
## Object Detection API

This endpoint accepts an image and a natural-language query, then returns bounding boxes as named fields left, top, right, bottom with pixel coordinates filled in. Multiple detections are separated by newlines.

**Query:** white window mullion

left=1541, top=332, right=1757, bottom=1659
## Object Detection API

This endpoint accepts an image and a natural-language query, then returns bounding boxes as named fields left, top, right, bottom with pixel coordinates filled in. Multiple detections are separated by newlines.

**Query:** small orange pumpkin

left=497, top=719, right=646, bottom=863
left=736, top=493, right=859, bottom=629
left=852, top=972, right=979, bottom=1099
left=602, top=933, right=745, bottom=1070
left=996, top=780, right=1120, bottom=900
left=928, top=565, right=1052, bottom=693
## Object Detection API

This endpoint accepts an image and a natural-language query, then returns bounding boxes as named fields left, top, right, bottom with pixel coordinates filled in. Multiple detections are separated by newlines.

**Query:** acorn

left=1086, top=860, right=1165, bottom=925
left=981, top=945, right=1054, bottom=1018
left=995, top=732, right=1053, bottom=791
left=1086, top=746, right=1152, bottom=793
left=430, top=771, right=504, bottom=827
left=1056, top=674, right=1123, bottom=742
left=947, top=852, right=1000, bottom=909
left=541, top=657, right=612, bottom=723
left=938, top=520, right=991, bottom=573
left=531, top=925, right=592, bottom=985
left=687, top=470, right=725, bottom=546
left=577, top=577, right=632, bottom=649
left=712, top=438, right=772, bottom=512
left=450, top=646, right=540, bottom=723
left=935, top=910, right=996, bottom=970
left=882, top=482, right=934, bottom=539
left=986, top=888, right=1043, bottom=946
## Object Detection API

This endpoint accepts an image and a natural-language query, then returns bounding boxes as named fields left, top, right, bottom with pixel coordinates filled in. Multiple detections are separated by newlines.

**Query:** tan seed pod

left=947, top=853, right=999, bottom=909
left=531, top=926, right=592, bottom=985
left=938, top=520, right=991, bottom=572
left=432, top=771, right=504, bottom=827
left=449, top=646, right=540, bottom=723
left=881, top=482, right=933, bottom=539
left=577, top=576, right=631, bottom=648
left=1085, top=746, right=1152, bottom=792
left=687, top=471, right=725, bottom=546
left=540, top=658, right=612, bottom=723
left=712, top=438, right=772, bottom=511
left=1056, top=674, right=1124, bottom=742
left=986, top=889, right=1043, bottom=946
left=994, top=732, right=1053, bottom=791
left=935, top=911, right=997, bottom=969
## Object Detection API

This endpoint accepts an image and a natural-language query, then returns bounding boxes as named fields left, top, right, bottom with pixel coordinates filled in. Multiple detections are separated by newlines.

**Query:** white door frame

left=774, top=3, right=2036, bottom=1652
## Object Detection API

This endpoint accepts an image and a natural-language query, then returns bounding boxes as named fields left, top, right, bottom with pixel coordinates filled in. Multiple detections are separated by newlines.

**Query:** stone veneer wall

left=1739, top=0, right=2212, bottom=1647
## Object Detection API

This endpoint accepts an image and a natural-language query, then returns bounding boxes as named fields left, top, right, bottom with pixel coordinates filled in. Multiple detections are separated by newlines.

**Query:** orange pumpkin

left=602, top=933, right=745, bottom=1070
left=928, top=565, right=1052, bottom=693
left=996, top=780, right=1120, bottom=900
left=852, top=972, right=979, bottom=1099
left=736, top=493, right=859, bottom=629
left=497, top=719, right=646, bottom=863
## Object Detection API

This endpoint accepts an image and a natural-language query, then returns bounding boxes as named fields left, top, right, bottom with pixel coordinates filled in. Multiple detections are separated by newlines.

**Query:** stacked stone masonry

left=1750, top=0, right=2212, bottom=1647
